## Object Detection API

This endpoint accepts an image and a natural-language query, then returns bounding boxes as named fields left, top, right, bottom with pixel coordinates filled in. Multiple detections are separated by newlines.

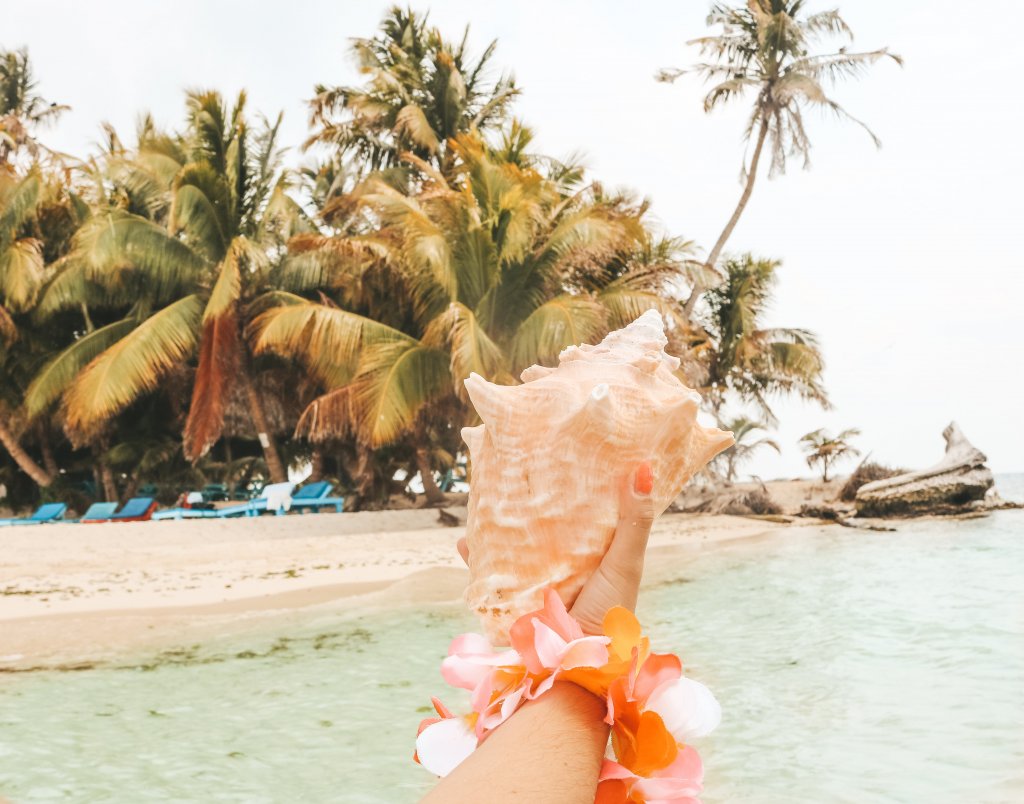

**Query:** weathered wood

left=855, top=423, right=994, bottom=517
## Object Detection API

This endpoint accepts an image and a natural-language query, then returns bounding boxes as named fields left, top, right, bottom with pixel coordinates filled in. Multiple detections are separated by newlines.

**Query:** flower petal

left=603, top=606, right=643, bottom=661
left=532, top=618, right=570, bottom=669
left=415, top=716, right=478, bottom=777
left=560, top=636, right=612, bottom=670
left=645, top=677, right=721, bottom=741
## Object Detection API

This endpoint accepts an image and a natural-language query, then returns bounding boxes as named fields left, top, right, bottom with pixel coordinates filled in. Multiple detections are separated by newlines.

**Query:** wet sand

left=0, top=508, right=819, bottom=671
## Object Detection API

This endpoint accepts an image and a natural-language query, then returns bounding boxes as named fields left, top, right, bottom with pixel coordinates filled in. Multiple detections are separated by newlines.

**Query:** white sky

left=7, top=0, right=1023, bottom=478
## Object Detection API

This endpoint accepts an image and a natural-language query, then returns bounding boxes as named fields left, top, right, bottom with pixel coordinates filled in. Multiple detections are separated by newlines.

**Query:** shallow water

left=1, top=507, right=1022, bottom=802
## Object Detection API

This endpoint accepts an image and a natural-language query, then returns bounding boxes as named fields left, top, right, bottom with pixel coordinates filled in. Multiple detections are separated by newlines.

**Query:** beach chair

left=152, top=504, right=221, bottom=521
left=201, top=483, right=230, bottom=502
left=0, top=502, right=67, bottom=526
left=108, top=497, right=158, bottom=522
left=289, top=480, right=345, bottom=514
left=215, top=481, right=295, bottom=517
left=64, top=502, right=119, bottom=523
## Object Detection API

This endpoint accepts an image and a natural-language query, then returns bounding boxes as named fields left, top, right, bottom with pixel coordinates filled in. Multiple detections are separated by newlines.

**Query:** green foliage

left=658, top=0, right=901, bottom=176
left=718, top=414, right=780, bottom=482
left=698, top=255, right=827, bottom=419
left=0, top=9, right=853, bottom=507
left=799, top=427, right=861, bottom=482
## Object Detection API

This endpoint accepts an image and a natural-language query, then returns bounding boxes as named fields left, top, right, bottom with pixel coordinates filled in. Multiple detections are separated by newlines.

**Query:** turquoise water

left=2, top=502, right=1022, bottom=802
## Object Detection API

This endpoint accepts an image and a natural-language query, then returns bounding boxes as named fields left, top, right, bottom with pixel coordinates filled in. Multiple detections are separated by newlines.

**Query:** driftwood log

left=855, top=423, right=994, bottom=517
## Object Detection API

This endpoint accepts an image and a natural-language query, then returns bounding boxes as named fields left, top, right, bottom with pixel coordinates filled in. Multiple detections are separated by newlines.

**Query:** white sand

left=0, top=507, right=821, bottom=671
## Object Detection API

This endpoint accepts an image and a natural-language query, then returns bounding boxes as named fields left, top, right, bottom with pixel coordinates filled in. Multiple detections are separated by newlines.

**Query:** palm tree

left=657, top=1, right=901, bottom=313
left=0, top=167, right=89, bottom=490
left=0, top=48, right=68, bottom=165
left=696, top=254, right=826, bottom=419
left=253, top=131, right=686, bottom=504
left=28, top=91, right=308, bottom=482
left=799, top=426, right=860, bottom=482
left=719, top=414, right=780, bottom=481
left=307, top=6, right=518, bottom=178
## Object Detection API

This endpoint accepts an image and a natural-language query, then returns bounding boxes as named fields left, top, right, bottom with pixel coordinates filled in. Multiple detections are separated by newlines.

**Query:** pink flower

left=509, top=588, right=611, bottom=696
left=596, top=747, right=704, bottom=804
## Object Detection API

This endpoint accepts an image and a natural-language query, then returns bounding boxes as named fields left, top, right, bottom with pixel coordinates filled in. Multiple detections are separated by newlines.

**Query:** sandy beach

left=0, top=505, right=820, bottom=672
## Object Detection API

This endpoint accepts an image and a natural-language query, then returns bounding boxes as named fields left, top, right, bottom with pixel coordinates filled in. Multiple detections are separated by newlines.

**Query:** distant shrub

left=839, top=462, right=906, bottom=501
left=721, top=487, right=782, bottom=516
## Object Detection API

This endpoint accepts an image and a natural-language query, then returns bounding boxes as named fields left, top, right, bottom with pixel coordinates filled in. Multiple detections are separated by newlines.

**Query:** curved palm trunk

left=415, top=444, right=446, bottom=506
left=240, top=371, right=288, bottom=484
left=0, top=416, right=53, bottom=487
left=684, top=117, right=771, bottom=317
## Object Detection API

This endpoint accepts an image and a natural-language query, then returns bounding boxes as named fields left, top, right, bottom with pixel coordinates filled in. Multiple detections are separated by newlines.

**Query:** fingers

left=600, top=462, right=656, bottom=583
left=457, top=537, right=469, bottom=566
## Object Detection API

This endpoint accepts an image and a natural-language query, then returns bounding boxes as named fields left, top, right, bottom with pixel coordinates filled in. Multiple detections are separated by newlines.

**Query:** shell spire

left=462, top=311, right=733, bottom=643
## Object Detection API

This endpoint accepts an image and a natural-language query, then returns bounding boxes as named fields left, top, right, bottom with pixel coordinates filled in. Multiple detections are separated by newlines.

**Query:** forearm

left=421, top=682, right=609, bottom=803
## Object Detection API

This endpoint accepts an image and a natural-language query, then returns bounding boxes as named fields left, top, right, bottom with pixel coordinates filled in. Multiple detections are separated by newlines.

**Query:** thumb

left=570, top=462, right=656, bottom=632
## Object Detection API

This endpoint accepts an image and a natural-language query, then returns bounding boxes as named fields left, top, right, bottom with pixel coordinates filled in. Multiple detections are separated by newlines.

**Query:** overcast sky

left=7, top=0, right=1023, bottom=478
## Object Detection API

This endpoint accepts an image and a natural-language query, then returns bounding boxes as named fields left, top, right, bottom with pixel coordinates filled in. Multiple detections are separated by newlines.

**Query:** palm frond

left=63, top=294, right=203, bottom=438
left=23, top=318, right=136, bottom=417
left=350, top=341, right=452, bottom=446
left=0, top=237, right=43, bottom=310
left=510, top=294, right=607, bottom=373
left=183, top=309, right=240, bottom=461
left=252, top=298, right=414, bottom=386
left=422, top=301, right=504, bottom=389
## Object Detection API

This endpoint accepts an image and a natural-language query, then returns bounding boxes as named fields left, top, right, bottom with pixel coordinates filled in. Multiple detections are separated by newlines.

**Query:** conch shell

left=462, top=310, right=734, bottom=643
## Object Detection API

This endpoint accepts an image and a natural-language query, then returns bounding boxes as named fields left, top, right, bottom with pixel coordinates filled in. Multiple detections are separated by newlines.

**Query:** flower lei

left=415, top=589, right=720, bottom=803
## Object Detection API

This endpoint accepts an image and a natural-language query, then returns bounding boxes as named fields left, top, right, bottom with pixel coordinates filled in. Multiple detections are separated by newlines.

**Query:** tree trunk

left=94, top=439, right=119, bottom=502
left=353, top=443, right=377, bottom=511
left=121, top=474, right=140, bottom=504
left=0, top=416, right=53, bottom=487
left=309, top=447, right=325, bottom=483
left=415, top=444, right=446, bottom=507
left=37, top=424, right=59, bottom=479
left=240, top=370, right=287, bottom=483
left=99, top=462, right=118, bottom=502
left=684, top=117, right=771, bottom=317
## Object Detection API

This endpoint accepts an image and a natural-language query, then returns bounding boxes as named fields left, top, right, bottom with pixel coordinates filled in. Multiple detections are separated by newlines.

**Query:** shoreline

left=0, top=509, right=817, bottom=673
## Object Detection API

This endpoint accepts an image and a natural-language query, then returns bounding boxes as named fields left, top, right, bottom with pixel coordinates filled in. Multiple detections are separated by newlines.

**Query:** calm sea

left=1, top=475, right=1022, bottom=803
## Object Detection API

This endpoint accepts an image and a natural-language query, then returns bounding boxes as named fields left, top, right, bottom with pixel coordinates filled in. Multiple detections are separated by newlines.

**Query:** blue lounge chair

left=64, top=502, right=119, bottom=523
left=289, top=481, right=345, bottom=514
left=0, top=502, right=67, bottom=526
left=152, top=505, right=221, bottom=521
left=215, top=481, right=295, bottom=517
left=109, top=497, right=158, bottom=522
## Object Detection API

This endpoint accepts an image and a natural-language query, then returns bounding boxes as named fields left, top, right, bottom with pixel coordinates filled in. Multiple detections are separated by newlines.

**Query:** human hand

left=456, top=462, right=656, bottom=636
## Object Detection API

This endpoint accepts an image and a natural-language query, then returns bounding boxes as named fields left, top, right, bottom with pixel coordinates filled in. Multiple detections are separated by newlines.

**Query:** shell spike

left=584, top=383, right=612, bottom=418
left=521, top=364, right=555, bottom=383
left=464, top=373, right=517, bottom=427
left=461, top=424, right=485, bottom=456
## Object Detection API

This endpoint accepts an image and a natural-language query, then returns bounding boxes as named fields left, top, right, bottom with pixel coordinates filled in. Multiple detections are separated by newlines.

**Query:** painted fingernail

left=634, top=462, right=654, bottom=496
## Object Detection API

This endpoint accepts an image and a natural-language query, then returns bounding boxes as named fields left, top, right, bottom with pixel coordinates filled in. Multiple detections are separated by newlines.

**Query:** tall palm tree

left=719, top=414, right=780, bottom=481
left=695, top=254, right=827, bottom=419
left=28, top=91, right=308, bottom=482
left=0, top=48, right=68, bottom=165
left=253, top=132, right=686, bottom=502
left=800, top=426, right=860, bottom=482
left=657, top=1, right=901, bottom=313
left=307, top=6, right=518, bottom=178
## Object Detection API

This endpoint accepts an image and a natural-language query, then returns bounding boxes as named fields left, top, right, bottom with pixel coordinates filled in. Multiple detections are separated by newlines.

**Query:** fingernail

left=634, top=462, right=654, bottom=496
